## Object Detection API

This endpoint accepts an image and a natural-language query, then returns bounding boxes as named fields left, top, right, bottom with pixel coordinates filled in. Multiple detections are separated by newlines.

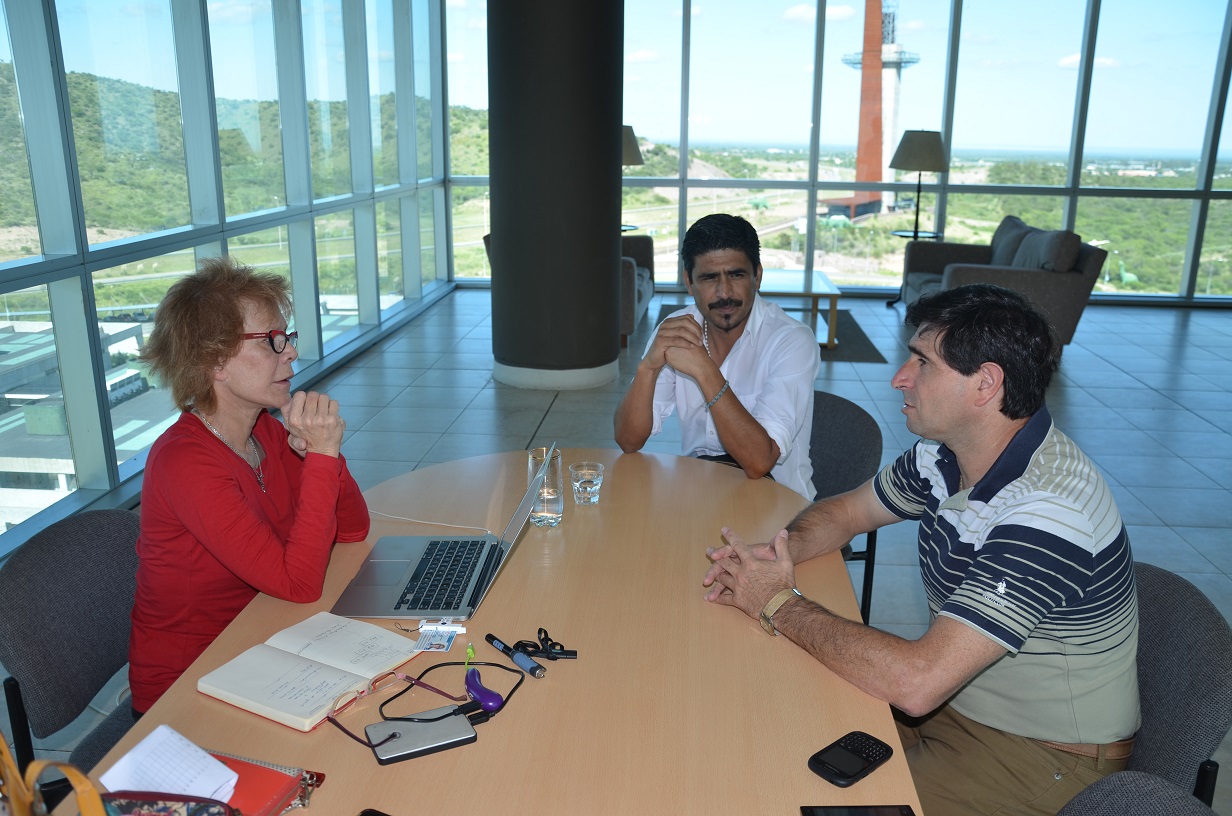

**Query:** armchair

left=901, top=216, right=1107, bottom=344
left=620, top=235, right=655, bottom=348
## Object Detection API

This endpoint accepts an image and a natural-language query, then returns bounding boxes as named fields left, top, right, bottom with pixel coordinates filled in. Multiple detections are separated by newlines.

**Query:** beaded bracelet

left=704, top=379, right=730, bottom=411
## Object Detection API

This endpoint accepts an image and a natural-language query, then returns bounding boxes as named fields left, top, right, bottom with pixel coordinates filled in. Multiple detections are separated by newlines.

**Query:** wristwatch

left=759, top=588, right=802, bottom=636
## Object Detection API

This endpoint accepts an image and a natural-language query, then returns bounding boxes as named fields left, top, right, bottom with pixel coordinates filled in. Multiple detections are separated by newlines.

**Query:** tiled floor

left=7, top=288, right=1231, bottom=812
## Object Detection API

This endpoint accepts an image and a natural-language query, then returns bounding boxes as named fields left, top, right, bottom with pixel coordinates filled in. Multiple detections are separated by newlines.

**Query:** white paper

left=99, top=724, right=237, bottom=802
left=266, top=610, right=419, bottom=676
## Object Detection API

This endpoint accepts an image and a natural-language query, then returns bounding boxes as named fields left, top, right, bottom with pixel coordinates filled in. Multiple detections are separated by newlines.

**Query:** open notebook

left=331, top=444, right=555, bottom=620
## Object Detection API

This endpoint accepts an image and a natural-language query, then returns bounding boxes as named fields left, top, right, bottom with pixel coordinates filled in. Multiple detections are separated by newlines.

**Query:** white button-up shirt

left=647, top=296, right=819, bottom=498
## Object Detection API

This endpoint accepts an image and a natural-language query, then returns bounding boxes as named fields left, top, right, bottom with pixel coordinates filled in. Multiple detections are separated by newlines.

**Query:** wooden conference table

left=86, top=449, right=922, bottom=815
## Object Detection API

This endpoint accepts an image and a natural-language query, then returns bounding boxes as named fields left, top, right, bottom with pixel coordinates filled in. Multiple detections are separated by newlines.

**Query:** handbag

left=100, top=792, right=237, bottom=815
left=2, top=732, right=313, bottom=816
left=1, top=733, right=107, bottom=816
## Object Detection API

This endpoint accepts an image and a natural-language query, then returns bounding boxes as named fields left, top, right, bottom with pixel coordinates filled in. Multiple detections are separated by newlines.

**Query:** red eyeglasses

left=241, top=329, right=298, bottom=353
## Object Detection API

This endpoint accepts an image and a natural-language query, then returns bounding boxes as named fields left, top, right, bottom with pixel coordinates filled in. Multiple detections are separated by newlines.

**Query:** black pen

left=486, top=633, right=546, bottom=678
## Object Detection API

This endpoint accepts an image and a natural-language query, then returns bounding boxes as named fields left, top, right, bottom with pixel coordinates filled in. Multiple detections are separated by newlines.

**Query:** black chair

left=0, top=509, right=141, bottom=800
left=809, top=391, right=883, bottom=624
left=1057, top=770, right=1217, bottom=816
left=1118, top=562, right=1232, bottom=807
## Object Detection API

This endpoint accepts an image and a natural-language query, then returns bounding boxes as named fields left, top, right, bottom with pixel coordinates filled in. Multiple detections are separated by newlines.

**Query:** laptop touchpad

left=352, top=558, right=412, bottom=586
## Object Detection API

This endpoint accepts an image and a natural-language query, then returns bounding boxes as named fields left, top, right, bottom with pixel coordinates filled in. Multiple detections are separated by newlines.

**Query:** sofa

left=620, top=235, right=655, bottom=347
left=901, top=215, right=1107, bottom=344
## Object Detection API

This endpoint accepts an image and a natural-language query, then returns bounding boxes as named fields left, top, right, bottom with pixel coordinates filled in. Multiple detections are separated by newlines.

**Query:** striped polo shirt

left=874, top=407, right=1140, bottom=744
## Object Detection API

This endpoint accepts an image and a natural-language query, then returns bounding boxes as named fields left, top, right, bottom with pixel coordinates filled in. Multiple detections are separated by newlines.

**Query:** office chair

left=1120, top=562, right=1231, bottom=807
left=809, top=391, right=883, bottom=624
left=0, top=509, right=141, bottom=802
left=1057, top=770, right=1217, bottom=816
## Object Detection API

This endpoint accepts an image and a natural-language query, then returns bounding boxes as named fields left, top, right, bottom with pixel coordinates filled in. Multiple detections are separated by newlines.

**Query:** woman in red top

left=129, top=256, right=370, bottom=714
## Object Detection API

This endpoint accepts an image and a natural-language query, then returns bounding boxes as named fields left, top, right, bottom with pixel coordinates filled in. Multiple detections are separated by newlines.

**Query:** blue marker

left=486, top=633, right=546, bottom=678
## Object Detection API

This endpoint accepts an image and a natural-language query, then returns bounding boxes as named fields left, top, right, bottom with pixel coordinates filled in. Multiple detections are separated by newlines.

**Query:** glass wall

left=302, top=0, right=353, bottom=200
left=0, top=285, right=75, bottom=531
left=2, top=0, right=1231, bottom=546
left=316, top=208, right=359, bottom=346
left=209, top=0, right=286, bottom=218
left=60, top=2, right=192, bottom=247
left=0, top=0, right=447, bottom=545
left=446, top=0, right=1232, bottom=299
left=0, top=11, right=38, bottom=263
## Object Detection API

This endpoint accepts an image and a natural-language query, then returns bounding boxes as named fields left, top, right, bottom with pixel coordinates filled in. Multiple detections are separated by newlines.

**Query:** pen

left=486, top=633, right=546, bottom=678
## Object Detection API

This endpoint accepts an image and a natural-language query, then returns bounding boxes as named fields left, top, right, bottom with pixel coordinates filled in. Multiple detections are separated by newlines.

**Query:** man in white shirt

left=614, top=214, right=819, bottom=498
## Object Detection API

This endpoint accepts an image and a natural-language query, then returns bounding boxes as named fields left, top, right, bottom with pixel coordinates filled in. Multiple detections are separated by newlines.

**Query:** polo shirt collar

left=936, top=405, right=1053, bottom=502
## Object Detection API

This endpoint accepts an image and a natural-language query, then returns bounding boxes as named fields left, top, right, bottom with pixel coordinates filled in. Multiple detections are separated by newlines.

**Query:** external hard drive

left=364, top=705, right=478, bottom=765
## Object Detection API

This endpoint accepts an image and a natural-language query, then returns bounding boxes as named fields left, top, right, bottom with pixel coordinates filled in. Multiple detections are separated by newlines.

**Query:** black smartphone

left=807, top=730, right=894, bottom=787
left=800, top=807, right=916, bottom=815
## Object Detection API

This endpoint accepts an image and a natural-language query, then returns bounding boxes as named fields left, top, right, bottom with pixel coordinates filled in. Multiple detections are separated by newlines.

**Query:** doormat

left=653, top=305, right=887, bottom=365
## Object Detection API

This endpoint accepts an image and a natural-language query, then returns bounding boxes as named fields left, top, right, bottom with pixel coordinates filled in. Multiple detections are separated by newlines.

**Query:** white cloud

left=206, top=1, right=259, bottom=24
left=784, top=4, right=815, bottom=22
left=827, top=4, right=856, bottom=21
left=1059, top=54, right=1121, bottom=69
left=627, top=49, right=659, bottom=63
left=903, top=19, right=925, bottom=31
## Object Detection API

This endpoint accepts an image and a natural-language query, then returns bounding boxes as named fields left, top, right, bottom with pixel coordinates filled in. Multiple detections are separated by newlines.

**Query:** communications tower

left=836, top=0, right=920, bottom=213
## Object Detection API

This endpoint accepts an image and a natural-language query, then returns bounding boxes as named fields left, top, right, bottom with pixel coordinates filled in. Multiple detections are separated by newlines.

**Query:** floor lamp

left=622, top=125, right=644, bottom=167
left=621, top=126, right=644, bottom=232
left=887, top=130, right=946, bottom=307
left=889, top=130, right=946, bottom=241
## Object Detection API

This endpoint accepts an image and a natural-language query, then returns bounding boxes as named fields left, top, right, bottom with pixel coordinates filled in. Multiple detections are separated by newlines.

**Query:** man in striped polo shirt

left=703, top=284, right=1138, bottom=816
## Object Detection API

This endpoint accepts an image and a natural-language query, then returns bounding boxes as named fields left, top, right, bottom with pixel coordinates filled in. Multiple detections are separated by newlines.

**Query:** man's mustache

left=708, top=298, right=743, bottom=311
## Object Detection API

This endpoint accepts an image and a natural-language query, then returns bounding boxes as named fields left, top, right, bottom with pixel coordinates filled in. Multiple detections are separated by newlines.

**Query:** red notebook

left=211, top=752, right=324, bottom=816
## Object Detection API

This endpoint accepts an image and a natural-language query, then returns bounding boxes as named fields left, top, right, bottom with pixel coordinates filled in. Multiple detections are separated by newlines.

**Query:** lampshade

left=622, top=125, right=644, bottom=166
left=889, top=130, right=946, bottom=173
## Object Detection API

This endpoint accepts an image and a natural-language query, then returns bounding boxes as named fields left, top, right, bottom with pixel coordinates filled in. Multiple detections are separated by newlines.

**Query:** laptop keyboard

left=396, top=539, right=486, bottom=611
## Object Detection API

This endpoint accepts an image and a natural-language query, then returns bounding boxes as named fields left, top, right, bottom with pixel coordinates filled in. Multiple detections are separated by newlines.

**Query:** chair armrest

left=905, top=241, right=992, bottom=276
left=620, top=256, right=637, bottom=305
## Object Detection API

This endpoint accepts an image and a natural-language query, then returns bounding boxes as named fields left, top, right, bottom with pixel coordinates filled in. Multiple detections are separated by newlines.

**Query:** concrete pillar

left=487, top=0, right=623, bottom=389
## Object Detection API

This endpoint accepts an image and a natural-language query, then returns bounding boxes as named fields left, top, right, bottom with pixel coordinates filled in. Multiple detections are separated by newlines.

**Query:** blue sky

left=33, top=0, right=1232, bottom=157
left=447, top=0, right=1232, bottom=156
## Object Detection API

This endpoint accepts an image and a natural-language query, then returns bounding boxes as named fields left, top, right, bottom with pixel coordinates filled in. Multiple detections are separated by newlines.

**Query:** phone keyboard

left=838, top=732, right=891, bottom=762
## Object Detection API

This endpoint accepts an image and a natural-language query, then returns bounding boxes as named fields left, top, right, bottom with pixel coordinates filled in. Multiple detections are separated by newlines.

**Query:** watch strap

left=759, top=587, right=802, bottom=636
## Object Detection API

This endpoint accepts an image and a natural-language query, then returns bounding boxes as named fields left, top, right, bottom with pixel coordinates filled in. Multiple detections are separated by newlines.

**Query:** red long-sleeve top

left=128, top=410, right=370, bottom=712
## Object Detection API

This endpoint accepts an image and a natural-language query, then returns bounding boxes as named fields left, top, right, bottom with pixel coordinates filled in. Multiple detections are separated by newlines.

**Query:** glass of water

left=527, top=447, right=563, bottom=527
left=569, top=461, right=604, bottom=505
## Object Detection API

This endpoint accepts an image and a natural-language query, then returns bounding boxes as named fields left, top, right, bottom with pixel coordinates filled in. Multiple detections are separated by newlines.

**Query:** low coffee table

left=760, top=268, right=842, bottom=348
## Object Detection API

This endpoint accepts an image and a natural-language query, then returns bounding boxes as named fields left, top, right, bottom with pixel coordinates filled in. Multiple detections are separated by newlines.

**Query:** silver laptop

left=332, top=444, right=555, bottom=621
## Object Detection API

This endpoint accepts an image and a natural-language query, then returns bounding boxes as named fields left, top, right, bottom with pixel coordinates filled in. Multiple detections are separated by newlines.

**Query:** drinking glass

left=527, top=447, right=563, bottom=527
left=569, top=462, right=604, bottom=505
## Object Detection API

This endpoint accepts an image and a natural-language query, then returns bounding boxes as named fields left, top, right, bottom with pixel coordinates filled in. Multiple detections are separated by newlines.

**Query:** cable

left=368, top=509, right=493, bottom=537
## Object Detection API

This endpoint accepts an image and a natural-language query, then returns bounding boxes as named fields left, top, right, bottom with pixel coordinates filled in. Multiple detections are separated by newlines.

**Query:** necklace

left=703, top=320, right=710, bottom=357
left=193, top=410, right=266, bottom=492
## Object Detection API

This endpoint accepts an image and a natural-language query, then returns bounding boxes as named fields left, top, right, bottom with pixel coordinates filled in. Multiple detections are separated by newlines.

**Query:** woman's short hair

left=142, top=256, right=292, bottom=413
